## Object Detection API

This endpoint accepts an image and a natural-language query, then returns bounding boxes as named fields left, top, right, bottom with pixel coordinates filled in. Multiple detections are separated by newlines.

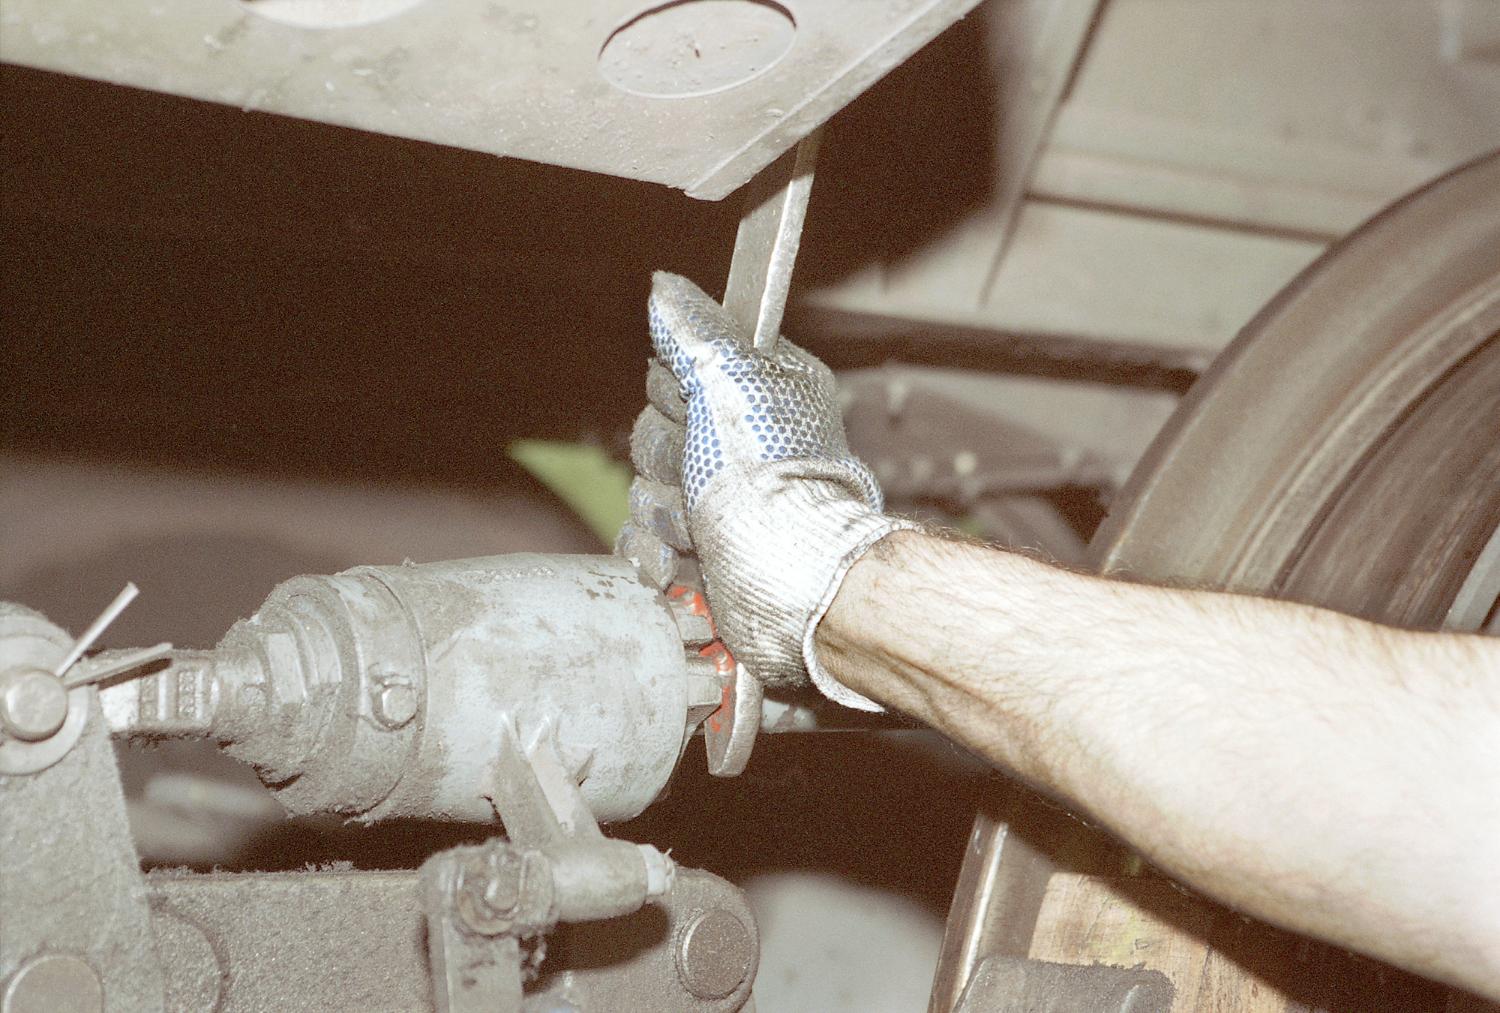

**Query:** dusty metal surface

left=145, top=863, right=757, bottom=1011
left=927, top=802, right=1057, bottom=1013
left=723, top=132, right=822, bottom=350
left=952, top=955, right=1173, bottom=1013
left=0, top=609, right=166, bottom=1012
left=148, top=869, right=432, bottom=1012
left=1093, top=152, right=1500, bottom=613
left=0, top=0, right=981, bottom=200
left=103, top=553, right=714, bottom=824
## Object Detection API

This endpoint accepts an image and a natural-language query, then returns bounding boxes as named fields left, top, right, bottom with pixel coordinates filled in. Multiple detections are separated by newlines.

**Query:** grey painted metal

left=421, top=723, right=686, bottom=1010
left=0, top=667, right=68, bottom=742
left=0, top=0, right=980, bottom=200
left=62, top=643, right=173, bottom=690
left=0, top=606, right=90, bottom=774
left=103, top=553, right=700, bottom=824
left=1, top=954, right=104, bottom=1013
left=927, top=805, right=1057, bottom=1012
left=147, top=865, right=756, bottom=1011
left=723, top=132, right=822, bottom=351
left=675, top=908, right=757, bottom=1000
left=528, top=868, right=759, bottom=1012
left=0, top=607, right=166, bottom=1011
left=148, top=870, right=434, bottom=1012
left=423, top=854, right=527, bottom=1013
left=952, top=956, right=1173, bottom=1013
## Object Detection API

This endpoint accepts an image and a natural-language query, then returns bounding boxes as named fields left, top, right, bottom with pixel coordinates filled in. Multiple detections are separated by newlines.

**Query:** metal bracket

left=420, top=718, right=679, bottom=1013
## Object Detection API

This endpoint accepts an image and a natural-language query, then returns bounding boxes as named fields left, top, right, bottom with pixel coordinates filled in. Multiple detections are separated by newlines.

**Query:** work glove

left=616, top=272, right=916, bottom=710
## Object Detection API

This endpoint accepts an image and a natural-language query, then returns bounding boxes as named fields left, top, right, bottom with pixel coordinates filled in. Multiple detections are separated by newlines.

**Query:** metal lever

left=722, top=131, right=822, bottom=353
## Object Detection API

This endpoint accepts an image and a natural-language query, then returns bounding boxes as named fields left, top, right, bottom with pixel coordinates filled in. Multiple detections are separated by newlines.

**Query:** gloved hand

left=616, top=272, right=916, bottom=710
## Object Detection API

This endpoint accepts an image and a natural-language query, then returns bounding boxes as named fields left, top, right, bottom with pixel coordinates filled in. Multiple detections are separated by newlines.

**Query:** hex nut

left=675, top=908, right=753, bottom=1000
left=0, top=668, right=70, bottom=742
left=2, top=953, right=103, bottom=1013
left=371, top=677, right=418, bottom=729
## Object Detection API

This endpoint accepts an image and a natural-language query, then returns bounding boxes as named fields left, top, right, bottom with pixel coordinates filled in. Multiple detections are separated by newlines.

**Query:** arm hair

left=817, top=530, right=1500, bottom=998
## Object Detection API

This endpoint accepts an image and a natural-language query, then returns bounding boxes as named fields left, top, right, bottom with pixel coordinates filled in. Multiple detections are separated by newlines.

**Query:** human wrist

left=811, top=528, right=933, bottom=714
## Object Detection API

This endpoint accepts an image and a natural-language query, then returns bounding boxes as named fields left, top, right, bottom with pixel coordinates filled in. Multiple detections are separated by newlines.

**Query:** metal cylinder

left=210, top=554, right=694, bottom=824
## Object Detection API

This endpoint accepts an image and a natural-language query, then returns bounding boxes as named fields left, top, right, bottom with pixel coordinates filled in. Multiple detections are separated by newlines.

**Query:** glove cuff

left=802, top=517, right=922, bottom=711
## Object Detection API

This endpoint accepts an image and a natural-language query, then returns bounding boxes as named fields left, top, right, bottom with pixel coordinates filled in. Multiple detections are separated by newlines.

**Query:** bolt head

left=371, top=678, right=418, bottom=729
left=0, top=668, right=69, bottom=742
left=676, top=909, right=753, bottom=1000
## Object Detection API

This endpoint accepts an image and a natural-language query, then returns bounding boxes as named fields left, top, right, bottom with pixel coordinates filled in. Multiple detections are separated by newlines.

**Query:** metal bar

left=722, top=132, right=823, bottom=352
left=787, top=304, right=1209, bottom=394
left=927, top=802, right=1058, bottom=1012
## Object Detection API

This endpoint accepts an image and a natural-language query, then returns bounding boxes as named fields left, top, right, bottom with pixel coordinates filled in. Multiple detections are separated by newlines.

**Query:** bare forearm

left=817, top=530, right=1500, bottom=997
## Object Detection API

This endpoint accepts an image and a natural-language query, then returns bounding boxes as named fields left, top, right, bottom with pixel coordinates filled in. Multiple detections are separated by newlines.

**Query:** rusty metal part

left=724, top=132, right=822, bottom=351
left=0, top=0, right=980, bottom=201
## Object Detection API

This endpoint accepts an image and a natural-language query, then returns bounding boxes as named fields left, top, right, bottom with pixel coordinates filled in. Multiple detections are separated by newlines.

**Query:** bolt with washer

left=0, top=668, right=70, bottom=742
left=370, top=674, right=419, bottom=729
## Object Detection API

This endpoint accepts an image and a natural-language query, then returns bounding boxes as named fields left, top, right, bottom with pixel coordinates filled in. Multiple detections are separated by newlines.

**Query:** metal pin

left=63, top=642, right=174, bottom=690
left=52, top=582, right=140, bottom=677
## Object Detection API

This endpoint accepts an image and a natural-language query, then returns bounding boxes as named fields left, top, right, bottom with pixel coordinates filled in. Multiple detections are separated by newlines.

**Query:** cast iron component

left=0, top=605, right=89, bottom=775
left=675, top=908, right=757, bottom=1000
left=421, top=721, right=696, bottom=1011
left=102, top=553, right=723, bottom=824
left=1094, top=150, right=1500, bottom=626
left=0, top=665, right=68, bottom=742
left=0, top=605, right=168, bottom=1010
left=144, top=864, right=758, bottom=1012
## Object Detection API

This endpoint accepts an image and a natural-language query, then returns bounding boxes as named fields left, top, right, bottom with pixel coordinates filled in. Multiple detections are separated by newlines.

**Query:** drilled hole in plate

left=600, top=0, right=796, bottom=99
left=236, top=0, right=426, bottom=29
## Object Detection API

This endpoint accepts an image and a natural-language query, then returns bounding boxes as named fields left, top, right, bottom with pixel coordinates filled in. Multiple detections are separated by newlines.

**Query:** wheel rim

left=1091, top=151, right=1500, bottom=634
